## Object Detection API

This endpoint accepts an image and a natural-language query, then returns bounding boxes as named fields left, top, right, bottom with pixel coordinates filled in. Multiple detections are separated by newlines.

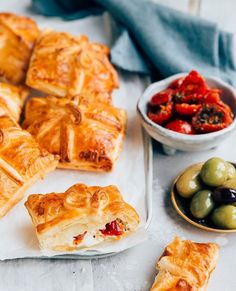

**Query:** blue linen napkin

left=32, top=0, right=236, bottom=85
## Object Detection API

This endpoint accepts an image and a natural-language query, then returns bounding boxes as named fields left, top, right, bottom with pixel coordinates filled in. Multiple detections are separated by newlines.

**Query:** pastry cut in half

left=0, top=115, right=59, bottom=218
left=25, top=183, right=140, bottom=251
left=0, top=12, right=40, bottom=84
left=0, top=82, right=29, bottom=121
left=22, top=96, right=127, bottom=172
left=150, top=237, right=219, bottom=291
left=26, top=30, right=118, bottom=103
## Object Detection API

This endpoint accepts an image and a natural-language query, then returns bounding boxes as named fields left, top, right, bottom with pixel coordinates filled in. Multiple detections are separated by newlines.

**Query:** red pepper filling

left=100, top=220, right=123, bottom=236
left=73, top=231, right=87, bottom=245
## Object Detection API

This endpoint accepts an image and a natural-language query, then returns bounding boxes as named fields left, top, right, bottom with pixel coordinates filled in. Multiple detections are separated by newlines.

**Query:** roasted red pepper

left=150, top=89, right=173, bottom=106
left=168, top=77, right=184, bottom=90
left=174, top=71, right=208, bottom=104
left=148, top=101, right=173, bottom=125
left=165, top=119, right=195, bottom=134
left=100, top=220, right=123, bottom=236
left=73, top=231, right=87, bottom=245
left=192, top=103, right=233, bottom=133
left=201, top=89, right=221, bottom=104
left=175, top=103, right=202, bottom=116
left=179, top=70, right=208, bottom=96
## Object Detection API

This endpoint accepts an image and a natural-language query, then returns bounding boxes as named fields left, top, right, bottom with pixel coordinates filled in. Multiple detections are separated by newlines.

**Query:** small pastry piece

left=150, top=237, right=219, bottom=291
left=23, top=96, right=126, bottom=172
left=0, top=13, right=40, bottom=84
left=26, top=30, right=118, bottom=103
left=0, top=82, right=29, bottom=121
left=25, top=183, right=140, bottom=251
left=0, top=115, right=59, bottom=218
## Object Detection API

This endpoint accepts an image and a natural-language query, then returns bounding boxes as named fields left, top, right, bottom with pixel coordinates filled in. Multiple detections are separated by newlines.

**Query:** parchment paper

left=0, top=15, right=149, bottom=260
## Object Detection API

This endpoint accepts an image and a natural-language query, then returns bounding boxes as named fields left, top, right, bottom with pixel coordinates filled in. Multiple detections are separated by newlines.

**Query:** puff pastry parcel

left=0, top=13, right=40, bottom=84
left=0, top=115, right=59, bottom=217
left=0, top=82, right=29, bottom=121
left=151, top=237, right=219, bottom=291
left=26, top=30, right=118, bottom=103
left=25, top=183, right=140, bottom=251
left=23, top=96, right=126, bottom=172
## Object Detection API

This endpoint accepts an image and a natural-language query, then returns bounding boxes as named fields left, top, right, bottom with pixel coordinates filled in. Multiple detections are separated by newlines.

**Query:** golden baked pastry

left=25, top=183, right=140, bottom=251
left=150, top=237, right=219, bottom=291
left=23, top=96, right=126, bottom=172
left=26, top=30, right=118, bottom=103
left=0, top=13, right=40, bottom=84
left=0, top=82, right=29, bottom=121
left=0, top=115, right=59, bottom=218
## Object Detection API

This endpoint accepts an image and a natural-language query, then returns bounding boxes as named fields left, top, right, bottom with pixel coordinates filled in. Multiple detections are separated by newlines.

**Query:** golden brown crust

left=151, top=271, right=195, bottom=291
left=0, top=13, right=40, bottom=84
left=25, top=183, right=140, bottom=251
left=150, top=237, right=219, bottom=291
left=0, top=82, right=29, bottom=121
left=22, top=96, right=126, bottom=172
left=0, top=115, right=59, bottom=217
left=26, top=30, right=118, bottom=103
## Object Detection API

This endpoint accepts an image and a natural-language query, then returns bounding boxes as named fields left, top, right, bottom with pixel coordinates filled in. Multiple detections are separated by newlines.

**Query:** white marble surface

left=1, top=1, right=236, bottom=291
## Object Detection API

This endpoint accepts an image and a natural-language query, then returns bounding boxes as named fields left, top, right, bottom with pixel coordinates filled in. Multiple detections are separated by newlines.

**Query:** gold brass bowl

left=171, top=162, right=236, bottom=233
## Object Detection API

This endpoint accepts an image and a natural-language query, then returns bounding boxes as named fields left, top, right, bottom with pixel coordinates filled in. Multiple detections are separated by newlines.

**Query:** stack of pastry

left=0, top=12, right=128, bottom=222
left=0, top=13, right=59, bottom=218
left=23, top=29, right=127, bottom=172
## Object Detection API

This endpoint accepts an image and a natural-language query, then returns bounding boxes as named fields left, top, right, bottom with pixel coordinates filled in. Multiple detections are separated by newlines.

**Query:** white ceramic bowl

left=137, top=73, right=236, bottom=153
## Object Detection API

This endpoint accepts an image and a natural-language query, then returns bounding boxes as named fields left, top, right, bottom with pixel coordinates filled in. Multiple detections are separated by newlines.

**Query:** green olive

left=200, top=157, right=227, bottom=187
left=211, top=205, right=236, bottom=229
left=176, top=164, right=202, bottom=198
left=190, top=190, right=214, bottom=219
left=225, top=162, right=236, bottom=180
left=223, top=178, right=236, bottom=190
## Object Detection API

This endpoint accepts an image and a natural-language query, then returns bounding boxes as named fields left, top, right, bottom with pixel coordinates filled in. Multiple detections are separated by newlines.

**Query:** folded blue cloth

left=32, top=0, right=236, bottom=86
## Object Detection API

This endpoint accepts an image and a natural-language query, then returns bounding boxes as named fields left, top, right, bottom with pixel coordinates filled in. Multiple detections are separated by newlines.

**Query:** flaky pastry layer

left=25, top=183, right=140, bottom=251
left=0, top=115, right=59, bottom=217
left=0, top=13, right=40, bottom=84
left=151, top=237, right=219, bottom=291
left=26, top=29, right=118, bottom=103
left=0, top=82, right=29, bottom=121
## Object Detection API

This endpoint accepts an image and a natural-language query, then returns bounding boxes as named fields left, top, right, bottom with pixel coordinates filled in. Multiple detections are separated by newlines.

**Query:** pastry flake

left=150, top=237, right=219, bottom=291
left=23, top=96, right=127, bottom=172
left=26, top=30, right=118, bottom=103
left=0, top=13, right=40, bottom=84
left=0, top=115, right=59, bottom=217
left=25, top=183, right=140, bottom=251
left=0, top=82, right=29, bottom=121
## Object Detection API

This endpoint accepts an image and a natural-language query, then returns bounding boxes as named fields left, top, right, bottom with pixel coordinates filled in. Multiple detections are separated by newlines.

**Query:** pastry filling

left=99, top=219, right=124, bottom=236
left=72, top=219, right=126, bottom=246
left=73, top=231, right=87, bottom=245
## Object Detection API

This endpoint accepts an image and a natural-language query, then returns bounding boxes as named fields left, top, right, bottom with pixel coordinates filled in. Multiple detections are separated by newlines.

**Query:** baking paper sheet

left=0, top=62, right=149, bottom=259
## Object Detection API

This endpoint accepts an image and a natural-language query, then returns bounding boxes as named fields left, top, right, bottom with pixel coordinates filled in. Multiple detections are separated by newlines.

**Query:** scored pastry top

left=25, top=183, right=140, bottom=235
left=23, top=96, right=127, bottom=172
left=26, top=30, right=119, bottom=100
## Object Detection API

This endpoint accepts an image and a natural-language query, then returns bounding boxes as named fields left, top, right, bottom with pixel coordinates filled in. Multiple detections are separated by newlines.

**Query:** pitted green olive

left=211, top=205, right=236, bottom=229
left=176, top=164, right=202, bottom=198
left=223, top=178, right=236, bottom=190
left=226, top=162, right=236, bottom=180
left=200, top=157, right=227, bottom=187
left=190, top=190, right=214, bottom=219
